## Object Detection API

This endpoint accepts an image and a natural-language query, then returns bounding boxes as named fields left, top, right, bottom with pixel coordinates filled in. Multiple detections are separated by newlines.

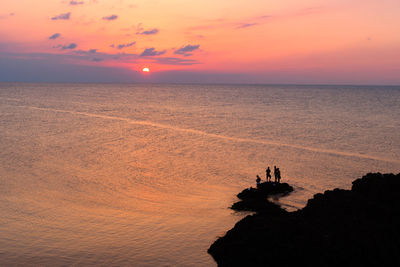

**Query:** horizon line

left=1, top=81, right=399, bottom=87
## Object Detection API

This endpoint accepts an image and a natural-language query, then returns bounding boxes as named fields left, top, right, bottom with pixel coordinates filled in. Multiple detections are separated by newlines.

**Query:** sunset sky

left=1, top=0, right=399, bottom=84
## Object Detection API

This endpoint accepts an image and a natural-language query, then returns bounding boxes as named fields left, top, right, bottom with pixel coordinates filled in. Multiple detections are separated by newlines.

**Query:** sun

left=142, top=67, right=150, bottom=72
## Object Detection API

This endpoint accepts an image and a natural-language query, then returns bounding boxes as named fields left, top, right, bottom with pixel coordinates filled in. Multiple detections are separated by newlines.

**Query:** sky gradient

left=1, top=0, right=399, bottom=84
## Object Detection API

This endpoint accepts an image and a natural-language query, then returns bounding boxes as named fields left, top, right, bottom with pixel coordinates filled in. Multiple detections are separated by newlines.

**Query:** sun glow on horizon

left=142, top=67, right=150, bottom=73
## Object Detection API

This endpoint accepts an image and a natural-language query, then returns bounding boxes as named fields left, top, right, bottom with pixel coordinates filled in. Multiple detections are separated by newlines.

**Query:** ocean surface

left=0, top=83, right=399, bottom=266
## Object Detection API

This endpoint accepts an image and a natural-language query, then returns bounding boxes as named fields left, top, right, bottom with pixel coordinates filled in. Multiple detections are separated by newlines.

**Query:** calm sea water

left=1, top=83, right=399, bottom=266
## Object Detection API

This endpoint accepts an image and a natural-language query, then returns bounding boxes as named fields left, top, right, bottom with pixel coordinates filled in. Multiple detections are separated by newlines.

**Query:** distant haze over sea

left=1, top=63, right=400, bottom=86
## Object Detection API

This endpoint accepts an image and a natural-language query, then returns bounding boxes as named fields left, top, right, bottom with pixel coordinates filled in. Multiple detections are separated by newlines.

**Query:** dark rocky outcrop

left=209, top=173, right=400, bottom=267
left=231, top=182, right=293, bottom=213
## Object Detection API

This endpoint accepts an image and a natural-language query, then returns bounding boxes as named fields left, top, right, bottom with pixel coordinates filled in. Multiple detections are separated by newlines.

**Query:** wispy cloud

left=74, top=49, right=135, bottom=61
left=51, top=12, right=71, bottom=20
left=236, top=23, right=258, bottom=29
left=49, top=33, right=61, bottom=40
left=174, top=44, right=200, bottom=56
left=234, top=15, right=271, bottom=29
left=0, top=13, right=15, bottom=19
left=188, top=15, right=273, bottom=31
left=152, top=57, right=199, bottom=66
left=59, top=43, right=77, bottom=50
left=137, top=28, right=159, bottom=35
left=1, top=49, right=200, bottom=68
left=76, top=50, right=106, bottom=62
left=232, top=8, right=325, bottom=30
left=70, top=0, right=84, bottom=5
left=140, top=48, right=166, bottom=57
left=111, top=41, right=136, bottom=50
left=102, top=15, right=118, bottom=21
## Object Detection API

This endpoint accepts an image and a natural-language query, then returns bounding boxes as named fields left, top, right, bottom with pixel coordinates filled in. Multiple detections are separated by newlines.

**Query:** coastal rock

left=237, top=182, right=294, bottom=200
left=232, top=182, right=293, bottom=213
left=209, top=173, right=400, bottom=267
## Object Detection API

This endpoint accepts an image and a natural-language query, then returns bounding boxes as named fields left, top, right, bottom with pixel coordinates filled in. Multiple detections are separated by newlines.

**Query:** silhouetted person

left=277, top=168, right=281, bottom=183
left=274, top=166, right=277, bottom=183
left=266, top=167, right=271, bottom=182
left=256, top=175, right=261, bottom=186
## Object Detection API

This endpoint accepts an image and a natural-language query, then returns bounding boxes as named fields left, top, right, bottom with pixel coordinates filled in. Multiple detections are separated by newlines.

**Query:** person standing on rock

left=277, top=168, right=281, bottom=183
left=266, top=167, right=271, bottom=182
left=274, top=166, right=277, bottom=183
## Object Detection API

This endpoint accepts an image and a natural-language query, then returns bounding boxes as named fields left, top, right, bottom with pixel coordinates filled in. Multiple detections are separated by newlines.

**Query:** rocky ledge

left=231, top=182, right=293, bottom=213
left=208, top=173, right=400, bottom=267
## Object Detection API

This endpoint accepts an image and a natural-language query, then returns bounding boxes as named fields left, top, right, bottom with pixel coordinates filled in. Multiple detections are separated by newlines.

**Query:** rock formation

left=209, top=173, right=400, bottom=267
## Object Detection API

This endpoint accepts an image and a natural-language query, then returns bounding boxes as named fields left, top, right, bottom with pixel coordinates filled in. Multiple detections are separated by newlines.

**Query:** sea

left=0, top=83, right=399, bottom=266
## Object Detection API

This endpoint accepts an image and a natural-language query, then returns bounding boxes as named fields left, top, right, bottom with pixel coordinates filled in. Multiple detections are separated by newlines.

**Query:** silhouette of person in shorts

left=266, top=167, right=271, bottom=182
left=277, top=168, right=281, bottom=183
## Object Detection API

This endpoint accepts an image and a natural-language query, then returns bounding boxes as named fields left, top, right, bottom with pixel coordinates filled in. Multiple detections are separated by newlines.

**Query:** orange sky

left=1, top=0, right=399, bottom=84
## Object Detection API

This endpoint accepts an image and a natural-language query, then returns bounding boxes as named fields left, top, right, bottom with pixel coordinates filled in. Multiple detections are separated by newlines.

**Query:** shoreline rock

left=231, top=181, right=293, bottom=213
left=208, top=173, right=400, bottom=266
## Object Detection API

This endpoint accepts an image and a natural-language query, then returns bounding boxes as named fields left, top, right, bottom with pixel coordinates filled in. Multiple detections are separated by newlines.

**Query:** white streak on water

left=15, top=104, right=399, bottom=165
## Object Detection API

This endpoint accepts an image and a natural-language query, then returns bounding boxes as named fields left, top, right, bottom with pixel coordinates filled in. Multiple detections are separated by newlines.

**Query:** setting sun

left=142, top=67, right=150, bottom=73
